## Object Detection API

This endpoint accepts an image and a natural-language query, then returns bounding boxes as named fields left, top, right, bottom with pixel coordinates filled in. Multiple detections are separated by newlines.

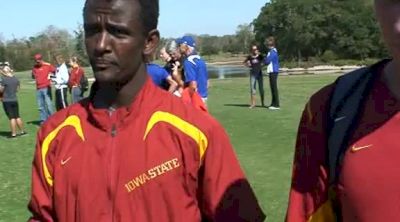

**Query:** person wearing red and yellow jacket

left=27, top=0, right=265, bottom=221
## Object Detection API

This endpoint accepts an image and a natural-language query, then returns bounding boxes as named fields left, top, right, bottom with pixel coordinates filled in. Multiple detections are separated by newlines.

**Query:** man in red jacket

left=27, top=0, right=265, bottom=221
left=32, top=54, right=55, bottom=124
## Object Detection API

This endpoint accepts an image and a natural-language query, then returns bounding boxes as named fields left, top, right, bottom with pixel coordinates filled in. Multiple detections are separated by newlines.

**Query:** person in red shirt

left=31, top=54, right=55, bottom=124
left=27, top=0, right=265, bottom=221
left=68, top=56, right=85, bottom=103
left=286, top=1, right=400, bottom=221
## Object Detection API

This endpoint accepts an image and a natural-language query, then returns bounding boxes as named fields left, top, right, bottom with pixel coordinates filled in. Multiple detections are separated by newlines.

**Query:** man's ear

left=143, top=29, right=160, bottom=57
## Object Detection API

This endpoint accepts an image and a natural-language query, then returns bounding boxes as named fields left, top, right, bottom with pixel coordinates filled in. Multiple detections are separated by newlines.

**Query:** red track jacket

left=28, top=78, right=265, bottom=222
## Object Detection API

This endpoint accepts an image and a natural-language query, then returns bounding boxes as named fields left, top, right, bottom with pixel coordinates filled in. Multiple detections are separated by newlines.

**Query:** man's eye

left=109, top=27, right=129, bottom=37
left=84, top=25, right=101, bottom=37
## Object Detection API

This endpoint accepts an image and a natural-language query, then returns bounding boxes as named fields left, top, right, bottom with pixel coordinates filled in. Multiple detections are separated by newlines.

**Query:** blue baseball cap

left=177, top=35, right=196, bottom=48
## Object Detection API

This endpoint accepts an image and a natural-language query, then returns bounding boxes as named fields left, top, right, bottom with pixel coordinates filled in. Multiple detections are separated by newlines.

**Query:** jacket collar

left=84, top=77, right=155, bottom=133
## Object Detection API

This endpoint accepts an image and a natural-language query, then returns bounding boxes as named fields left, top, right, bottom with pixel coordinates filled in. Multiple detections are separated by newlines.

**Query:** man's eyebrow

left=88, top=6, right=113, bottom=14
left=106, top=21, right=130, bottom=30
left=84, top=23, right=99, bottom=28
left=98, top=8, right=113, bottom=14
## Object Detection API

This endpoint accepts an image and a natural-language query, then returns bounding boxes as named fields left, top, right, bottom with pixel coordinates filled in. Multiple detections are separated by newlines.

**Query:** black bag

left=79, top=73, right=89, bottom=92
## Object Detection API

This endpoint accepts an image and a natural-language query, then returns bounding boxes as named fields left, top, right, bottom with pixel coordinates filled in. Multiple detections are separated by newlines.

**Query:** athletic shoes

left=18, top=131, right=28, bottom=137
left=268, top=106, right=280, bottom=110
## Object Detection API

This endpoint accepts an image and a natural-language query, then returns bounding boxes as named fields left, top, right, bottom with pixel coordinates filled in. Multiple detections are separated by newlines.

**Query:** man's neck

left=92, top=63, right=148, bottom=109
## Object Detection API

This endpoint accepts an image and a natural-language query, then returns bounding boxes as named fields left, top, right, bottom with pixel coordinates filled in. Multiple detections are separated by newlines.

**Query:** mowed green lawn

left=0, top=71, right=338, bottom=221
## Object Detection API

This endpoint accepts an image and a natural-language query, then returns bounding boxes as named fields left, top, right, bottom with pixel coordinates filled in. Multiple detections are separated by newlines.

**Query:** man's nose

left=95, top=31, right=111, bottom=55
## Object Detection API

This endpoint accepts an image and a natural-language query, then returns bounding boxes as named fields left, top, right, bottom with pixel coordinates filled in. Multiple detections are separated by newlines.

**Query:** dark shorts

left=3, top=101, right=20, bottom=119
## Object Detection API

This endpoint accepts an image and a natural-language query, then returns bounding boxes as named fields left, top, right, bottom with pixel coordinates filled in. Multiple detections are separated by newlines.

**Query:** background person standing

left=51, top=55, right=69, bottom=111
left=0, top=63, right=26, bottom=138
left=244, top=45, right=265, bottom=108
left=178, top=35, right=209, bottom=104
left=68, top=56, right=85, bottom=103
left=31, top=54, right=55, bottom=124
left=265, top=36, right=280, bottom=110
left=160, top=42, right=184, bottom=95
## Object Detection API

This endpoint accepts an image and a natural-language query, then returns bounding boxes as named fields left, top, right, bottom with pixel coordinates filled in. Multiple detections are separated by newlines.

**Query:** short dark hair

left=138, top=0, right=159, bottom=34
left=83, top=0, right=159, bottom=35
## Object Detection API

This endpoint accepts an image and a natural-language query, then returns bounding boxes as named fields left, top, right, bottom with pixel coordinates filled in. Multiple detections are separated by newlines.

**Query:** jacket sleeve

left=183, top=60, right=197, bottom=84
left=49, top=65, right=56, bottom=74
left=28, top=129, right=56, bottom=222
left=199, top=122, right=266, bottom=222
left=286, top=85, right=336, bottom=222
left=264, top=50, right=276, bottom=65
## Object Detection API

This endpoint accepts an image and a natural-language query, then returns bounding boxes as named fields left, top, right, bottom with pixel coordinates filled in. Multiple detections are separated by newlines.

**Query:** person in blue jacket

left=265, top=36, right=280, bottom=110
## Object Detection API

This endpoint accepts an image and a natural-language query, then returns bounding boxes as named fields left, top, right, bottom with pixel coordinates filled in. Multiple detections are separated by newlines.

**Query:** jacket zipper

left=108, top=107, right=117, bottom=221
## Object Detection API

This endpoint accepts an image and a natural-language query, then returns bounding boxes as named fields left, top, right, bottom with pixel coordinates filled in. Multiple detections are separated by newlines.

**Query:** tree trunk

left=297, top=49, right=302, bottom=67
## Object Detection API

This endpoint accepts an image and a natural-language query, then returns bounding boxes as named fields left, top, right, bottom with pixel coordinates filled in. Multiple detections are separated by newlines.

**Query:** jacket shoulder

left=148, top=91, right=220, bottom=135
left=39, top=100, right=88, bottom=135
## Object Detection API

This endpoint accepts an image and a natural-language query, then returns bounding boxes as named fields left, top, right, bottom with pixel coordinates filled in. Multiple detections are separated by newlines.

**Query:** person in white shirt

left=51, top=55, right=69, bottom=111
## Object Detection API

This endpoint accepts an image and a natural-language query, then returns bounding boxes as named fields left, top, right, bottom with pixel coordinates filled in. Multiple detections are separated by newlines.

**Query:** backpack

left=79, top=73, right=89, bottom=92
left=327, top=59, right=390, bottom=184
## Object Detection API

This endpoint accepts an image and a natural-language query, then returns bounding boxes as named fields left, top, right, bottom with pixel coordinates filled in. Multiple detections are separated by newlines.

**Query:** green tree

left=236, top=23, right=255, bottom=53
left=74, top=25, right=89, bottom=66
left=252, top=0, right=386, bottom=62
left=198, top=35, right=220, bottom=56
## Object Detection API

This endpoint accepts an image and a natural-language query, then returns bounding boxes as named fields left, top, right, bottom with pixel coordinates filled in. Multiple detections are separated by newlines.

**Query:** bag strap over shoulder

left=327, top=59, right=390, bottom=184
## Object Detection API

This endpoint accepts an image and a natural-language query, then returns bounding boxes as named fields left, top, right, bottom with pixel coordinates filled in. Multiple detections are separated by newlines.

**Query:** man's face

left=35, top=59, right=42, bottom=66
left=375, top=0, right=400, bottom=61
left=84, top=0, right=147, bottom=84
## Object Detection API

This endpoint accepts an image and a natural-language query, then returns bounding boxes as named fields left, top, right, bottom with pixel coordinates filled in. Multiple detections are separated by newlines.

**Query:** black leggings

left=55, top=88, right=69, bottom=111
left=269, top=73, right=280, bottom=107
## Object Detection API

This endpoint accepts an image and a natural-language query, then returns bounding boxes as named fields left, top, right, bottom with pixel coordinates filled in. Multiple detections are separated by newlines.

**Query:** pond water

left=207, top=65, right=345, bottom=78
left=207, top=65, right=249, bottom=79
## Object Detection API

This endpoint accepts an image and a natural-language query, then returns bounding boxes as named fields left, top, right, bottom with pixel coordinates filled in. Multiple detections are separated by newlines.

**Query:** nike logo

left=351, top=144, right=373, bottom=152
left=61, top=157, right=72, bottom=166
left=334, top=116, right=346, bottom=122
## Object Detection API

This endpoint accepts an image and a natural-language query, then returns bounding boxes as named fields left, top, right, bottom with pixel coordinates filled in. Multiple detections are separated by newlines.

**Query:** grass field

left=0, top=71, right=338, bottom=221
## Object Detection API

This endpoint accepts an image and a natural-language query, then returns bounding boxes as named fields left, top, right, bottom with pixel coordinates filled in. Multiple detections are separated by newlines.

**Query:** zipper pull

left=111, top=124, right=117, bottom=137
left=108, top=106, right=117, bottom=137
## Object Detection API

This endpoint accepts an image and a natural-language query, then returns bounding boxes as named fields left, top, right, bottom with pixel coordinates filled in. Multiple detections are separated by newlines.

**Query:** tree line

left=0, top=0, right=388, bottom=71
left=252, top=0, right=388, bottom=63
left=0, top=25, right=88, bottom=72
left=0, top=23, right=256, bottom=72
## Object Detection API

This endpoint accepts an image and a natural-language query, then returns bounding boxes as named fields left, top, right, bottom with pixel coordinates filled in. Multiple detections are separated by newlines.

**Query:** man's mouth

left=94, top=60, right=115, bottom=70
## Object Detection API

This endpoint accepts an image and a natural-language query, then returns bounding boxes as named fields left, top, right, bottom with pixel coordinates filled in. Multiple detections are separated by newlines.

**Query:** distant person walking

left=52, top=55, right=69, bottom=111
left=68, top=57, right=85, bottom=103
left=0, top=63, right=26, bottom=138
left=265, top=36, right=280, bottom=110
left=31, top=54, right=55, bottom=124
left=244, top=45, right=265, bottom=108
